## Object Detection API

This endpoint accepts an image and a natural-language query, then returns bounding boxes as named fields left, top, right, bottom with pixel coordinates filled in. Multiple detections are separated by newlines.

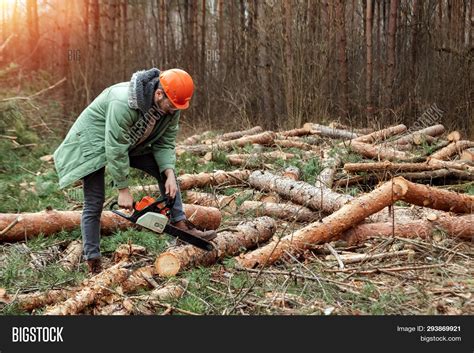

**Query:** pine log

left=344, top=161, right=439, bottom=173
left=273, top=139, right=321, bottom=152
left=59, top=240, right=83, bottom=270
left=303, top=123, right=360, bottom=139
left=0, top=288, right=72, bottom=312
left=248, top=170, right=353, bottom=213
left=176, top=131, right=276, bottom=156
left=430, top=140, right=474, bottom=160
left=239, top=201, right=319, bottom=222
left=341, top=215, right=474, bottom=245
left=315, top=155, right=341, bottom=189
left=278, top=128, right=311, bottom=137
left=203, top=126, right=263, bottom=145
left=181, top=131, right=214, bottom=145
left=236, top=178, right=409, bottom=268
left=283, top=166, right=301, bottom=181
left=155, top=217, right=277, bottom=277
left=388, top=124, right=445, bottom=146
left=0, top=205, right=221, bottom=242
left=185, top=191, right=237, bottom=210
left=131, top=170, right=251, bottom=194
left=328, top=122, right=374, bottom=134
left=350, top=124, right=407, bottom=144
left=43, top=262, right=131, bottom=315
left=226, top=151, right=296, bottom=167
left=427, top=158, right=474, bottom=172
left=447, top=131, right=462, bottom=142
left=348, top=141, right=413, bottom=161
left=460, top=148, right=474, bottom=162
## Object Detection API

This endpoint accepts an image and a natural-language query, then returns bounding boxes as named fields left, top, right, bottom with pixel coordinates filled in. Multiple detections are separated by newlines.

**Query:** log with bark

left=315, top=155, right=341, bottom=189
left=248, top=170, right=353, bottom=213
left=130, top=169, right=251, bottom=194
left=273, top=139, right=321, bottom=152
left=0, top=204, right=221, bottom=242
left=155, top=217, right=277, bottom=277
left=283, top=166, right=301, bottom=181
left=225, top=151, right=296, bottom=167
left=43, top=262, right=131, bottom=315
left=204, top=126, right=263, bottom=143
left=59, top=240, right=83, bottom=270
left=351, top=124, right=407, bottom=144
left=181, top=131, right=214, bottom=145
left=430, top=140, right=474, bottom=160
left=176, top=131, right=276, bottom=156
left=348, top=140, right=413, bottom=161
left=387, top=124, right=445, bottom=146
left=303, top=123, right=360, bottom=139
left=344, top=161, right=439, bottom=173
left=278, top=127, right=311, bottom=137
left=341, top=214, right=474, bottom=245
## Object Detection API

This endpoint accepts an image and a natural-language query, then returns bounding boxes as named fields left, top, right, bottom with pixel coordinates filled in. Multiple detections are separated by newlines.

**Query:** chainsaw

left=110, top=195, right=214, bottom=251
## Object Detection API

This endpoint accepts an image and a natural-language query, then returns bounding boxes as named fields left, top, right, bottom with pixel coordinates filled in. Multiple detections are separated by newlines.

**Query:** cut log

left=44, top=262, right=130, bottom=315
left=112, top=244, right=147, bottom=263
left=348, top=141, right=413, bottom=161
left=119, top=265, right=157, bottom=293
left=351, top=124, right=407, bottom=144
left=133, top=280, right=188, bottom=301
left=328, top=122, right=374, bottom=134
left=325, top=250, right=414, bottom=264
left=303, top=123, right=360, bottom=139
left=430, top=140, right=474, bottom=160
left=239, top=201, right=319, bottom=222
left=204, top=126, right=263, bottom=145
left=398, top=177, right=473, bottom=213
left=226, top=151, right=296, bottom=167
left=341, top=214, right=474, bottom=245
left=176, top=131, right=276, bottom=156
left=447, top=131, right=462, bottom=142
left=388, top=124, right=445, bottom=146
left=427, top=158, right=474, bottom=172
left=273, top=139, right=321, bottom=152
left=155, top=217, right=277, bottom=277
left=0, top=205, right=221, bottom=242
left=460, top=148, right=474, bottom=162
left=248, top=170, right=353, bottom=213
left=0, top=288, right=72, bottom=312
left=278, top=127, right=311, bottom=137
left=236, top=178, right=409, bottom=268
left=130, top=169, right=251, bottom=193
left=185, top=191, right=237, bottom=210
left=344, top=161, right=440, bottom=173
left=181, top=131, right=214, bottom=145
left=59, top=240, right=83, bottom=270
left=315, top=155, right=341, bottom=189
left=283, top=166, right=301, bottom=181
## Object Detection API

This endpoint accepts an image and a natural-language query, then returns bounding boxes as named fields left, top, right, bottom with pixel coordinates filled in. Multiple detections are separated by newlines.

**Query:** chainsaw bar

left=164, top=224, right=214, bottom=251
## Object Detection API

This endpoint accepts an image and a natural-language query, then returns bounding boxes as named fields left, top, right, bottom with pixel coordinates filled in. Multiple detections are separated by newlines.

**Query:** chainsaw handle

left=109, top=201, right=136, bottom=222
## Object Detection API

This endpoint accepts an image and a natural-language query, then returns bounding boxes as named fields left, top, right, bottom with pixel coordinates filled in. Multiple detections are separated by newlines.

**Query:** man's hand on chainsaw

left=164, top=169, right=177, bottom=199
left=118, top=188, right=134, bottom=210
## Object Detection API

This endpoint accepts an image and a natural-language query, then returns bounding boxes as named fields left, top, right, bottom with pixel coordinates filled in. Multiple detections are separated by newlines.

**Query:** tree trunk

left=385, top=0, right=398, bottom=110
left=342, top=215, right=474, bottom=245
left=217, top=126, right=263, bottom=142
left=226, top=151, right=296, bottom=167
left=0, top=205, right=221, bottom=242
left=335, top=0, right=349, bottom=115
left=348, top=140, right=413, bottom=161
left=344, top=161, right=440, bottom=173
left=429, top=140, right=474, bottom=160
left=248, top=170, right=353, bottom=213
left=366, top=0, right=374, bottom=117
left=303, top=123, right=359, bottom=139
left=59, top=240, right=83, bottom=270
left=44, top=262, right=130, bottom=315
left=348, top=124, right=407, bottom=144
left=388, top=124, right=446, bottom=146
left=155, top=217, right=277, bottom=276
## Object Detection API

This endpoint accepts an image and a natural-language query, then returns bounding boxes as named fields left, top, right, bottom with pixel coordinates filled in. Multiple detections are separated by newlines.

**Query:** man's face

left=154, top=89, right=179, bottom=115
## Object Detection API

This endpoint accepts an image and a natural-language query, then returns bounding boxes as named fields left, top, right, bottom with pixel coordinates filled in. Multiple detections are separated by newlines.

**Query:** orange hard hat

left=159, top=69, right=194, bottom=110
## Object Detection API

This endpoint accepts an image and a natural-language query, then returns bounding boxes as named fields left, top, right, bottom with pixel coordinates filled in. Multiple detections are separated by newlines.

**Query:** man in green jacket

left=54, top=68, right=216, bottom=273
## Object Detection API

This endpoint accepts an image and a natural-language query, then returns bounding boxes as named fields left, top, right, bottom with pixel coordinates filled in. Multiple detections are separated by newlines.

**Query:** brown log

left=278, top=127, right=311, bottom=137
left=348, top=140, right=413, bottom=161
left=315, top=155, right=341, bottom=189
left=185, top=191, right=237, bottom=210
left=203, top=126, right=263, bottom=145
left=0, top=288, right=71, bottom=312
left=44, top=262, right=131, bottom=315
left=427, top=158, right=474, bottom=172
left=341, top=215, right=474, bottom=245
left=344, top=161, right=439, bottom=173
left=59, top=240, right=83, bottom=270
left=239, top=201, right=319, bottom=222
left=388, top=124, right=445, bottom=146
left=155, top=217, right=277, bottom=277
left=447, top=131, right=462, bottom=142
left=236, top=178, right=408, bottom=268
left=399, top=177, right=473, bottom=213
left=0, top=205, right=221, bottom=242
left=283, top=166, right=301, bottom=181
left=176, top=131, right=276, bottom=156
left=248, top=170, right=353, bottom=213
left=430, top=140, right=474, bottom=160
left=366, top=206, right=450, bottom=223
left=131, top=170, right=251, bottom=193
left=328, top=122, right=374, bottom=134
left=303, top=123, right=360, bottom=139
left=348, top=124, right=407, bottom=144
left=180, top=130, right=214, bottom=145
left=226, top=151, right=295, bottom=167
left=112, top=244, right=147, bottom=263
left=273, top=139, right=321, bottom=152
left=460, top=148, right=474, bottom=162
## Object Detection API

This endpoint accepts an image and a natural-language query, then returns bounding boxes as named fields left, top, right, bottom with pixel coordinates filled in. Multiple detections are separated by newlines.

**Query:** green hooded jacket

left=53, top=82, right=179, bottom=189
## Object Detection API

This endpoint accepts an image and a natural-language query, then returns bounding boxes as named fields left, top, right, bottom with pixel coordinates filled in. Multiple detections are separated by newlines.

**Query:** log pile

left=1, top=121, right=472, bottom=315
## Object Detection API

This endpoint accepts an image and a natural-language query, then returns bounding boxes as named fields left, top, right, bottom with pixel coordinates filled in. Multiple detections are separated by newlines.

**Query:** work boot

left=86, top=258, right=102, bottom=274
left=172, top=219, right=217, bottom=242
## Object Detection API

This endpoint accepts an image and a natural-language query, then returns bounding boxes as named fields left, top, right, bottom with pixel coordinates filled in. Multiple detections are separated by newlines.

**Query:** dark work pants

left=80, top=153, right=186, bottom=260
